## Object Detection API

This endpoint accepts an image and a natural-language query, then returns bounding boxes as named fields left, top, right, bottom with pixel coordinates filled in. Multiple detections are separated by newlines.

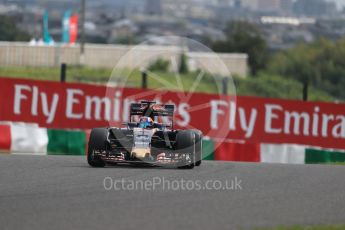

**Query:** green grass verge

left=0, top=66, right=334, bottom=101
left=0, top=66, right=221, bottom=94
left=0, top=66, right=112, bottom=82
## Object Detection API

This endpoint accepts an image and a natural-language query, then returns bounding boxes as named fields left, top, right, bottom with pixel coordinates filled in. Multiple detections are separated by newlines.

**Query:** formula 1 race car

left=87, top=101, right=203, bottom=169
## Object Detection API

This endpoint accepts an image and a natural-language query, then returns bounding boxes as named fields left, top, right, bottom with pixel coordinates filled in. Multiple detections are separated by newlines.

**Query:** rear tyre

left=192, top=130, right=203, bottom=166
left=87, top=128, right=107, bottom=167
left=176, top=130, right=195, bottom=169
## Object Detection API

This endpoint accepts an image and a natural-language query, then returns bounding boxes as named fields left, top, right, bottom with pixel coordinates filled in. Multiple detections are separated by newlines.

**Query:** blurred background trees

left=0, top=16, right=30, bottom=41
left=212, top=21, right=268, bottom=76
left=210, top=20, right=345, bottom=102
left=266, top=38, right=345, bottom=100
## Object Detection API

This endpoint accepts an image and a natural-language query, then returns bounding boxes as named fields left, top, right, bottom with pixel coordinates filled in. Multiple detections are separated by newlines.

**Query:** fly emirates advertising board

left=1, top=78, right=345, bottom=149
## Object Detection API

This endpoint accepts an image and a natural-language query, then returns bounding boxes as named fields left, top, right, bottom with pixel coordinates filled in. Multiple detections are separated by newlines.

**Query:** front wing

left=91, top=150, right=194, bottom=167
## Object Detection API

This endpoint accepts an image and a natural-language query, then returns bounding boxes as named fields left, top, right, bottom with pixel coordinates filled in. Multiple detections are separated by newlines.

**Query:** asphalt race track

left=1, top=154, right=345, bottom=230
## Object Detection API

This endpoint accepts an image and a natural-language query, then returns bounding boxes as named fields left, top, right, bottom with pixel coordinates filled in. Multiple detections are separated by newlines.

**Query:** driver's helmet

left=138, top=116, right=154, bottom=129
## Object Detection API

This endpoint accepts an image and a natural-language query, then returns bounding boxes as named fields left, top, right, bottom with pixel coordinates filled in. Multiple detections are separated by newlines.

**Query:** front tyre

left=176, top=130, right=195, bottom=169
left=87, top=128, right=107, bottom=167
left=192, top=130, right=203, bottom=166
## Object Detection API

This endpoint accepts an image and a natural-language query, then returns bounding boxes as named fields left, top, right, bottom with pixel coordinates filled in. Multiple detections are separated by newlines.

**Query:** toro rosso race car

left=87, top=101, right=203, bottom=169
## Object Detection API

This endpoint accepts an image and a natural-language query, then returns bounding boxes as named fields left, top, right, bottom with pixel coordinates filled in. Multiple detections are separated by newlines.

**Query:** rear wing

left=130, top=102, right=174, bottom=117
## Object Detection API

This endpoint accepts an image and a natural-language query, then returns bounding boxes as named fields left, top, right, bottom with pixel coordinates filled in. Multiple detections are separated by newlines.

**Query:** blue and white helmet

left=138, top=116, right=154, bottom=129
